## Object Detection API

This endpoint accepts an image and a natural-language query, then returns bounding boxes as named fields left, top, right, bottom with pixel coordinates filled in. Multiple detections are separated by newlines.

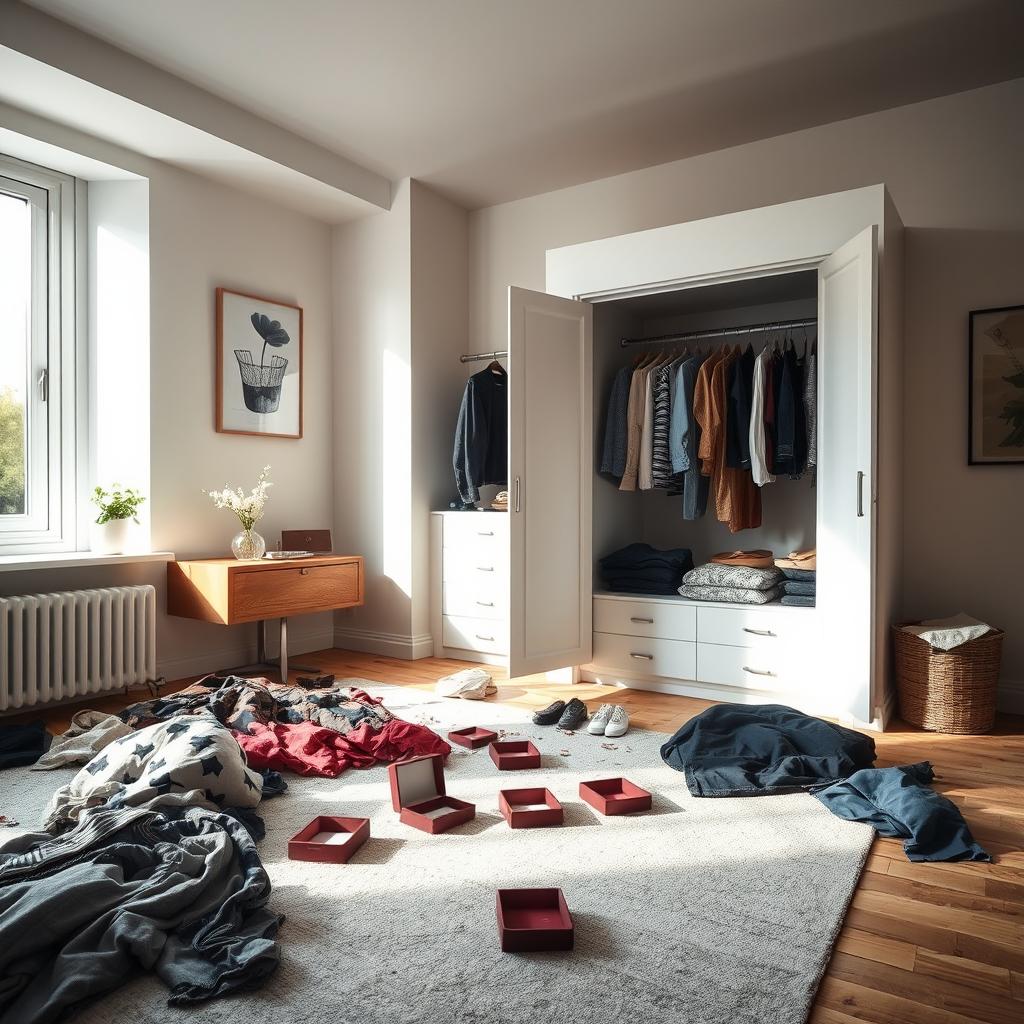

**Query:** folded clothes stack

left=775, top=549, right=816, bottom=606
left=599, top=543, right=694, bottom=595
left=678, top=563, right=784, bottom=604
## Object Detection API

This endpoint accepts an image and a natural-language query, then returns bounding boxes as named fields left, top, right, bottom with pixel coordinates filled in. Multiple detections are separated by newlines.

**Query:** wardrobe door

left=507, top=286, right=593, bottom=678
left=817, top=225, right=878, bottom=723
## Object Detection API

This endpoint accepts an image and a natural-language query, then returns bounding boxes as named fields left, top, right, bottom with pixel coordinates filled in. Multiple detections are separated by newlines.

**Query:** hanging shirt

left=749, top=348, right=776, bottom=487
left=599, top=364, right=632, bottom=479
left=804, top=343, right=818, bottom=473
left=774, top=346, right=807, bottom=477
left=452, top=367, right=507, bottom=504
left=638, top=359, right=665, bottom=490
left=675, top=353, right=710, bottom=520
left=650, top=361, right=678, bottom=489
left=619, top=362, right=650, bottom=491
left=726, top=344, right=756, bottom=470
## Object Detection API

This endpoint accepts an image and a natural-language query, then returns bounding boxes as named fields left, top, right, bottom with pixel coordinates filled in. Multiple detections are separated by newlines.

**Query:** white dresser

left=585, top=593, right=820, bottom=711
left=431, top=511, right=509, bottom=664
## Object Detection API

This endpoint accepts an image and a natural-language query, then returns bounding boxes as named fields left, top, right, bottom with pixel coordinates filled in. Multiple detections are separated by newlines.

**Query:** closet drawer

left=593, top=597, right=696, bottom=641
left=442, top=514, right=508, bottom=548
left=696, top=642, right=804, bottom=692
left=442, top=614, right=508, bottom=655
left=591, top=631, right=696, bottom=681
left=696, top=605, right=813, bottom=649
left=442, top=578, right=507, bottom=620
left=442, top=546, right=508, bottom=584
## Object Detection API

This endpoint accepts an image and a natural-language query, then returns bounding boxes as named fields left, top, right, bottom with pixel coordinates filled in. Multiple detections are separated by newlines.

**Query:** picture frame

left=968, top=303, right=1024, bottom=465
left=216, top=287, right=303, bottom=438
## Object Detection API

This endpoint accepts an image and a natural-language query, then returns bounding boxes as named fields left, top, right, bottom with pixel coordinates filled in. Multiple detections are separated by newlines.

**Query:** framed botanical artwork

left=969, top=304, right=1024, bottom=464
left=216, top=287, right=303, bottom=438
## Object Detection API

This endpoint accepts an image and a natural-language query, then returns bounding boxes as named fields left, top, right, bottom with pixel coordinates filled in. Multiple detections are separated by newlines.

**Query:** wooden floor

left=24, top=648, right=1024, bottom=1024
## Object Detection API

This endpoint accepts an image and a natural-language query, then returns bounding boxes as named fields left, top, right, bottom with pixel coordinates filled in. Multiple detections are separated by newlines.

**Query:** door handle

left=630, top=617, right=654, bottom=624
left=743, top=627, right=776, bottom=637
left=743, top=666, right=776, bottom=677
left=514, top=476, right=521, bottom=513
left=857, top=471, right=865, bottom=518
left=630, top=652, right=654, bottom=661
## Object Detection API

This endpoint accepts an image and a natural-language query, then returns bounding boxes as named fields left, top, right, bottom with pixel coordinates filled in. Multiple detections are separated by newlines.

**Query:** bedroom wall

left=0, top=108, right=335, bottom=681
left=467, top=77, right=1024, bottom=703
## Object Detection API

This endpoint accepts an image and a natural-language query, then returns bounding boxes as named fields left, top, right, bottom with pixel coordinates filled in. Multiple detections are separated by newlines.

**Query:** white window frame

left=0, top=154, right=81, bottom=554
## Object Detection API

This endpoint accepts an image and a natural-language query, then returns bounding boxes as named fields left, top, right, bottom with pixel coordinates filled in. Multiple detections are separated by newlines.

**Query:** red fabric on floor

left=236, top=718, right=451, bottom=778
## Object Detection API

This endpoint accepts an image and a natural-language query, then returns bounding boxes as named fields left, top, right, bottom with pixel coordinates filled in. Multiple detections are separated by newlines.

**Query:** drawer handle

left=475, top=633, right=495, bottom=642
left=476, top=600, right=495, bottom=607
left=743, top=627, right=776, bottom=637
left=743, top=666, right=776, bottom=677
left=476, top=565, right=495, bottom=572
left=477, top=530, right=494, bottom=536
left=630, top=616, right=654, bottom=624
left=630, top=652, right=654, bottom=661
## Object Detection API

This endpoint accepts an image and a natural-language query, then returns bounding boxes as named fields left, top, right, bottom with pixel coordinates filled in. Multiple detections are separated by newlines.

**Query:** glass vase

left=231, top=527, right=266, bottom=561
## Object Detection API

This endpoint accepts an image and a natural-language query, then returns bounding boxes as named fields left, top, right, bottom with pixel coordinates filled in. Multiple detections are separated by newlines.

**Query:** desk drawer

left=232, top=560, right=362, bottom=621
left=591, top=631, right=696, bottom=680
left=593, top=597, right=696, bottom=641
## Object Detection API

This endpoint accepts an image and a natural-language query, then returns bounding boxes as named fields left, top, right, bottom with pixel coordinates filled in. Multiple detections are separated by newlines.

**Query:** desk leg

left=216, top=616, right=319, bottom=682
left=280, top=618, right=288, bottom=682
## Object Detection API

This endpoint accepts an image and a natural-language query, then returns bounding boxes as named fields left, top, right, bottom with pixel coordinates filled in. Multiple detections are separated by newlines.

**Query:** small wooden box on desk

left=167, top=555, right=364, bottom=680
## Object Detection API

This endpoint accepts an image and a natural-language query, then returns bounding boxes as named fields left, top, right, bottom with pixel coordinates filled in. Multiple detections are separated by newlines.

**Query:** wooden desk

left=167, top=555, right=364, bottom=680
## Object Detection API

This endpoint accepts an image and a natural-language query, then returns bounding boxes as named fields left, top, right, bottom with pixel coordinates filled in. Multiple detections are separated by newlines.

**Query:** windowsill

left=0, top=551, right=175, bottom=572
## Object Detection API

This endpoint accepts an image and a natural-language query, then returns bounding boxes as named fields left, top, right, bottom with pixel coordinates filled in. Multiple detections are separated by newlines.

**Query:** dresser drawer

left=232, top=560, right=362, bottom=622
left=696, top=641, right=803, bottom=692
left=591, top=631, right=696, bottom=680
left=442, top=578, right=507, bottom=620
left=442, top=514, right=508, bottom=547
left=696, top=605, right=812, bottom=649
left=442, top=614, right=508, bottom=655
left=593, top=597, right=696, bottom=641
left=442, top=546, right=508, bottom=584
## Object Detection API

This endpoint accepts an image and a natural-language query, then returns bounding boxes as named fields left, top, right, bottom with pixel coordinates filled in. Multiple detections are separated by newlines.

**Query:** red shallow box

left=496, top=888, right=574, bottom=952
left=489, top=740, right=541, bottom=770
left=499, top=787, right=563, bottom=829
left=287, top=815, right=370, bottom=863
left=388, top=753, right=475, bottom=834
left=448, top=726, right=498, bottom=750
left=579, top=777, right=652, bottom=815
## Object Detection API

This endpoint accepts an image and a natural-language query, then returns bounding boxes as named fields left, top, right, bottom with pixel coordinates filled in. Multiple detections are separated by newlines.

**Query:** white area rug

left=1, top=682, right=874, bottom=1024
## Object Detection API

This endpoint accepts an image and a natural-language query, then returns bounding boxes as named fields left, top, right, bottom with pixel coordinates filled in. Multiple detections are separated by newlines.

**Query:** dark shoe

left=532, top=700, right=566, bottom=725
left=556, top=698, right=589, bottom=730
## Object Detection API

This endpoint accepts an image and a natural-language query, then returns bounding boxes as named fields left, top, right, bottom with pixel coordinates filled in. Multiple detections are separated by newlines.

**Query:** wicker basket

left=892, top=624, right=1004, bottom=734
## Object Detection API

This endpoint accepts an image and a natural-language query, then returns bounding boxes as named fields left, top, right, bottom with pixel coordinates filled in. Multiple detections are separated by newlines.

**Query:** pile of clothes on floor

left=0, top=675, right=451, bottom=1022
left=599, top=542, right=694, bottom=595
left=660, top=702, right=990, bottom=863
left=776, top=548, right=816, bottom=606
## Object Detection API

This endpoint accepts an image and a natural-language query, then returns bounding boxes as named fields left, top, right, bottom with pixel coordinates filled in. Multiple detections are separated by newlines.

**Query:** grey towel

left=781, top=594, right=815, bottom=607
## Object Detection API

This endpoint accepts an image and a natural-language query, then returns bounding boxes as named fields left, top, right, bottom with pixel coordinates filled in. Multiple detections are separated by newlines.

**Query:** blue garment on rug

left=811, top=761, right=991, bottom=863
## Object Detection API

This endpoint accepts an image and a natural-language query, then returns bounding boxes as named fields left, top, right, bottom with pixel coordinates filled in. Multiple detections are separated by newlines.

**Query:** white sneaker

left=587, top=703, right=615, bottom=735
left=604, top=705, right=630, bottom=737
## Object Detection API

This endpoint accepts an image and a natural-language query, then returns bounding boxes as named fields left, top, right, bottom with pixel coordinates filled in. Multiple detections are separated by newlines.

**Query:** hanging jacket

left=453, top=367, right=508, bottom=504
left=599, top=365, right=631, bottom=479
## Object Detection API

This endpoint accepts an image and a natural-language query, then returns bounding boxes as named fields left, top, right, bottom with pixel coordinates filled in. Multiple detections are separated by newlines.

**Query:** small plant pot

left=235, top=349, right=287, bottom=414
left=93, top=518, right=132, bottom=555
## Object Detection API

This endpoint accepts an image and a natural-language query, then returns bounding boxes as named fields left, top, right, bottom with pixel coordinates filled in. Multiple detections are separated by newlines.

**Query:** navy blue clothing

left=0, top=721, right=50, bottom=770
left=600, top=365, right=632, bottom=479
left=726, top=345, right=755, bottom=469
left=660, top=703, right=876, bottom=797
left=599, top=543, right=694, bottom=595
left=812, top=762, right=990, bottom=863
left=453, top=367, right=508, bottom=504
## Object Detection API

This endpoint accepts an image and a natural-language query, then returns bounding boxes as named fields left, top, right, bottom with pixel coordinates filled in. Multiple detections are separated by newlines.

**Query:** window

left=0, top=156, right=80, bottom=553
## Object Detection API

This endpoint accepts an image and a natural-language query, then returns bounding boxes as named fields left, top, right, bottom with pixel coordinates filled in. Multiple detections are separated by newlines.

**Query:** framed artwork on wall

left=968, top=304, right=1024, bottom=465
left=216, top=287, right=303, bottom=438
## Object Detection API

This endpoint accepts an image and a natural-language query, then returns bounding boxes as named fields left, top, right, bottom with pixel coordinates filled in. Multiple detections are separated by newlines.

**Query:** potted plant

left=91, top=484, right=145, bottom=554
left=235, top=313, right=290, bottom=413
left=204, top=465, right=272, bottom=560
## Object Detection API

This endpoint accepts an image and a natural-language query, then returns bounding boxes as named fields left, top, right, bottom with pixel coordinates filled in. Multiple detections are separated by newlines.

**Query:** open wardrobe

left=432, top=184, right=903, bottom=729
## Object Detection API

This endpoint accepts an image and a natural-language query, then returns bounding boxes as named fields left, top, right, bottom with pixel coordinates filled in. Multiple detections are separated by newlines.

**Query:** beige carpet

left=1, top=682, right=873, bottom=1024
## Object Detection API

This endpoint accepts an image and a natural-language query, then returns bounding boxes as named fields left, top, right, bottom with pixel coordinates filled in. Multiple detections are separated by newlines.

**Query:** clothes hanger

left=486, top=358, right=506, bottom=376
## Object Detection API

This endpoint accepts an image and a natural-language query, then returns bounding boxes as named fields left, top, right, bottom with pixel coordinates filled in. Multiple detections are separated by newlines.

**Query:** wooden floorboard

left=15, top=647, right=1024, bottom=1024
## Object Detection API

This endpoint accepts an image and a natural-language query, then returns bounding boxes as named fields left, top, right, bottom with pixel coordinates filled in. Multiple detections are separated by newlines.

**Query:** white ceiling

left=18, top=0, right=1024, bottom=209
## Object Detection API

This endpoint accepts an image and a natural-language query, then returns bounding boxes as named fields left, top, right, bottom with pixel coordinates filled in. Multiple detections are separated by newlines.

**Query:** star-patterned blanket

left=44, top=713, right=263, bottom=833
left=119, top=676, right=451, bottom=778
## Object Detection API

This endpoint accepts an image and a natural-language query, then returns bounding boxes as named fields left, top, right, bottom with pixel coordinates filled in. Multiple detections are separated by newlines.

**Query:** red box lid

left=388, top=753, right=447, bottom=811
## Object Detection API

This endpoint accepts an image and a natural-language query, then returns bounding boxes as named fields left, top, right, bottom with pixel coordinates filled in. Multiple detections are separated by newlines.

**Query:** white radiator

left=0, top=585, right=156, bottom=711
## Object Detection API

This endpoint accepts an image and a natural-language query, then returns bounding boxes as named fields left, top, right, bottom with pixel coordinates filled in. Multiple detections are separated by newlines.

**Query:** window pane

left=0, top=191, right=30, bottom=516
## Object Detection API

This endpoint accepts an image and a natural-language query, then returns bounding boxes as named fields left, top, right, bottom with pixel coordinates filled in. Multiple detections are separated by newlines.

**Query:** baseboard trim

left=157, top=628, right=337, bottom=682
left=333, top=627, right=434, bottom=661
left=997, top=678, right=1024, bottom=715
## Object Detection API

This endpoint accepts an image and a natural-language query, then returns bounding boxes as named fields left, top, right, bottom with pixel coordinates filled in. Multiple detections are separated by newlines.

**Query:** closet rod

left=620, top=316, right=817, bottom=348
left=459, top=349, right=508, bottom=363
